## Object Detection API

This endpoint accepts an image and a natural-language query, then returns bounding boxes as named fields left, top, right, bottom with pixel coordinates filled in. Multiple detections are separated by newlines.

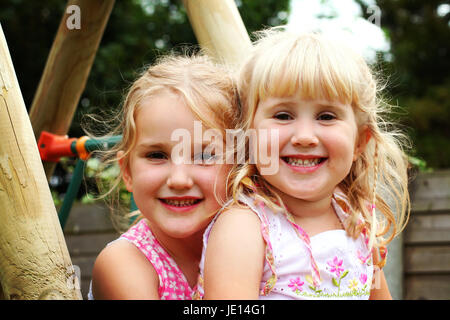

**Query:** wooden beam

left=0, top=24, right=81, bottom=300
left=29, top=0, right=114, bottom=179
left=182, top=0, right=251, bottom=65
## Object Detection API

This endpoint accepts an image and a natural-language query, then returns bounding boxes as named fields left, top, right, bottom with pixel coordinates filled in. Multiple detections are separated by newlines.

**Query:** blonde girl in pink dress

left=197, top=29, right=410, bottom=300
left=89, top=54, right=239, bottom=300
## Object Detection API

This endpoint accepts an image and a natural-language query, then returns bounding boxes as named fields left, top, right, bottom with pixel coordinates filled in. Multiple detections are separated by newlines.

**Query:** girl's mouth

left=282, top=157, right=326, bottom=167
left=281, top=156, right=327, bottom=173
left=158, top=197, right=203, bottom=212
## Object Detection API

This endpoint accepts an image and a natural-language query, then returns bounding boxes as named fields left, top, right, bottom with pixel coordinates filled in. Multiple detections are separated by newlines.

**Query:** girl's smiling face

left=120, top=90, right=229, bottom=240
left=252, top=93, right=366, bottom=204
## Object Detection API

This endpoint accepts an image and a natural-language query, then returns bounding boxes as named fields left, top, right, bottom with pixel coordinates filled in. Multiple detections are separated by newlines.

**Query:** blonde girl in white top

left=197, top=29, right=410, bottom=300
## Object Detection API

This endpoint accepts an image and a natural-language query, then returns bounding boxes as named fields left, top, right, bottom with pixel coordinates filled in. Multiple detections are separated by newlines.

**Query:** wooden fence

left=63, top=203, right=118, bottom=299
left=403, top=170, right=450, bottom=299
left=64, top=170, right=450, bottom=300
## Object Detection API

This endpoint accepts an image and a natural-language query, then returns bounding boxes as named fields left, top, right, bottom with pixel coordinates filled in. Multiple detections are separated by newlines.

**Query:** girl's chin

left=162, top=221, right=210, bottom=239
left=268, top=179, right=322, bottom=198
left=164, top=228, right=206, bottom=240
left=275, top=184, right=329, bottom=202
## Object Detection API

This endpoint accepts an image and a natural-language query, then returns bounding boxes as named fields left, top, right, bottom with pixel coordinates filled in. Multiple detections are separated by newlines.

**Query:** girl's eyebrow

left=135, top=141, right=166, bottom=150
left=137, top=141, right=218, bottom=152
left=265, top=100, right=297, bottom=110
left=193, top=141, right=222, bottom=152
left=314, top=101, right=347, bottom=110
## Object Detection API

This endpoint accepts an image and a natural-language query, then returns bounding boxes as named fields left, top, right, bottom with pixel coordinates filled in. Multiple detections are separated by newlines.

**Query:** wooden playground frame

left=0, top=0, right=251, bottom=300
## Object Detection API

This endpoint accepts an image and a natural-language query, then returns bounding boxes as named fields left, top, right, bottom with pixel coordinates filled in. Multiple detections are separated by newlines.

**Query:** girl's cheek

left=209, top=165, right=230, bottom=192
left=194, top=166, right=219, bottom=187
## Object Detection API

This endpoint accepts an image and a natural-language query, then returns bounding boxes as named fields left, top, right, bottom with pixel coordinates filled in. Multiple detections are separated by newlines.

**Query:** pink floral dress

left=195, top=190, right=381, bottom=300
left=88, top=219, right=197, bottom=300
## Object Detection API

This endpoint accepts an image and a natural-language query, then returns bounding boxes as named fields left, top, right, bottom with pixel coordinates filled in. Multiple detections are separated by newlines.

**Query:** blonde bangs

left=248, top=31, right=363, bottom=108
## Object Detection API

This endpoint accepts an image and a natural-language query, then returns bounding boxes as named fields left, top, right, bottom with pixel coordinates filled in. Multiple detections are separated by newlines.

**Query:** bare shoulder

left=204, top=205, right=265, bottom=299
left=91, top=239, right=159, bottom=300
left=214, top=205, right=262, bottom=230
left=208, top=204, right=265, bottom=256
left=208, top=205, right=264, bottom=246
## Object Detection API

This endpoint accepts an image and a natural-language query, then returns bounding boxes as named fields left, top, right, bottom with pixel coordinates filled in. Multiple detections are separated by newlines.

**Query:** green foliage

left=237, top=0, right=290, bottom=34
left=80, top=157, right=131, bottom=206
left=0, top=0, right=66, bottom=110
left=356, top=0, right=450, bottom=168
left=408, top=156, right=432, bottom=173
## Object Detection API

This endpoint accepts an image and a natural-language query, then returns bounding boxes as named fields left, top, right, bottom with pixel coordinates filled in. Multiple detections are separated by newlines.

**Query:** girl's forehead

left=138, top=90, right=220, bottom=124
left=135, top=98, right=224, bottom=142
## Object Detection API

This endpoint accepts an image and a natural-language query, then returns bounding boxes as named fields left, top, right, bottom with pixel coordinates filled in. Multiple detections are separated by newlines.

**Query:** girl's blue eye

left=193, top=152, right=217, bottom=163
left=318, top=113, right=336, bottom=121
left=274, top=112, right=293, bottom=120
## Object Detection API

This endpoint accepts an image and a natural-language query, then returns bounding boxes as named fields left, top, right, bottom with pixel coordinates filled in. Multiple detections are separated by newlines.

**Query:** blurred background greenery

left=356, top=0, right=450, bottom=170
left=0, top=0, right=448, bottom=200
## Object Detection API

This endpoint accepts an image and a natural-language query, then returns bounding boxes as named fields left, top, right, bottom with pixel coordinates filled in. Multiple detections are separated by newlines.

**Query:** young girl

left=89, top=54, right=238, bottom=300
left=198, top=29, right=410, bottom=300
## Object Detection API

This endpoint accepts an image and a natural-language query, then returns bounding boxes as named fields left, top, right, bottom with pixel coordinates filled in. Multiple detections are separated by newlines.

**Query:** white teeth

left=285, top=157, right=321, bottom=167
left=162, top=199, right=198, bottom=207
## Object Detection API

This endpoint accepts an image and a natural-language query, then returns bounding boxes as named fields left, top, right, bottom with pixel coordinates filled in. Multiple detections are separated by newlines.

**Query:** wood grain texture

left=409, top=170, right=450, bottom=212
left=29, top=0, right=114, bottom=179
left=405, top=274, right=450, bottom=300
left=404, top=245, right=450, bottom=274
left=182, top=0, right=251, bottom=66
left=404, top=170, right=450, bottom=299
left=0, top=24, right=81, bottom=299
left=404, top=212, right=450, bottom=244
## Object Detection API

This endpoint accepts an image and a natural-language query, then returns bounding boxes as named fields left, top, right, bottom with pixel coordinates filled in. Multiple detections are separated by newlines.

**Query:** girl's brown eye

left=318, top=113, right=336, bottom=121
left=274, top=112, right=293, bottom=120
left=146, top=151, right=167, bottom=160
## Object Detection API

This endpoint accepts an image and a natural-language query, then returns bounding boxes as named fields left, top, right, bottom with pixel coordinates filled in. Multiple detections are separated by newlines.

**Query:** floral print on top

left=88, top=218, right=197, bottom=300
left=195, top=189, right=380, bottom=300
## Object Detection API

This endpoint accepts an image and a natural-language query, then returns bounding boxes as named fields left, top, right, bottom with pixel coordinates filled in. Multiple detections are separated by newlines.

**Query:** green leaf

left=332, top=278, right=339, bottom=287
left=341, top=270, right=349, bottom=279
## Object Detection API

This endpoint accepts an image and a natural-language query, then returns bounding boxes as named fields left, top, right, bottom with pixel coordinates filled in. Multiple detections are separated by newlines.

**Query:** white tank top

left=196, top=190, right=376, bottom=300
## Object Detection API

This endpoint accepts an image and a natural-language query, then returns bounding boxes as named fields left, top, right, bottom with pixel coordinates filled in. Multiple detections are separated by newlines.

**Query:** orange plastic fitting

left=38, top=131, right=77, bottom=162
left=75, top=136, right=90, bottom=160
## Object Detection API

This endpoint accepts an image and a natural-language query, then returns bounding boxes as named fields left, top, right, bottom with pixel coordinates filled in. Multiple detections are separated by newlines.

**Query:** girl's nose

left=166, top=164, right=194, bottom=190
left=290, top=121, right=319, bottom=147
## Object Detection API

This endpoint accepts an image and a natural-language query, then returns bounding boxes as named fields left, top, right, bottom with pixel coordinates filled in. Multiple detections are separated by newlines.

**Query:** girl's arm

left=369, top=269, right=392, bottom=300
left=203, top=207, right=265, bottom=299
left=91, top=240, right=160, bottom=299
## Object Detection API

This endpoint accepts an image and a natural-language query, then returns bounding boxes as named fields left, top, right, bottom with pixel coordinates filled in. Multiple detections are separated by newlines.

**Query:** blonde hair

left=90, top=53, right=239, bottom=232
left=232, top=28, right=410, bottom=260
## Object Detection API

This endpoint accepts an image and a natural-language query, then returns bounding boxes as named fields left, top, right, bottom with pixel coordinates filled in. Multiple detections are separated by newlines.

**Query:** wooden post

left=0, top=24, right=81, bottom=300
left=182, top=0, right=251, bottom=65
left=29, top=0, right=115, bottom=179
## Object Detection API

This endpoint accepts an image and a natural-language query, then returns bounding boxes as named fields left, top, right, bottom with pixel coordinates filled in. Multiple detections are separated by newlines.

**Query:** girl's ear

left=118, top=150, right=133, bottom=192
left=353, top=126, right=371, bottom=162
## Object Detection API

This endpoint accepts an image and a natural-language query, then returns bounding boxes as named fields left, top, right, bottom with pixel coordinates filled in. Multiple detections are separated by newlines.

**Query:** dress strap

left=282, top=211, right=322, bottom=287
left=238, top=195, right=278, bottom=295
left=256, top=201, right=278, bottom=295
